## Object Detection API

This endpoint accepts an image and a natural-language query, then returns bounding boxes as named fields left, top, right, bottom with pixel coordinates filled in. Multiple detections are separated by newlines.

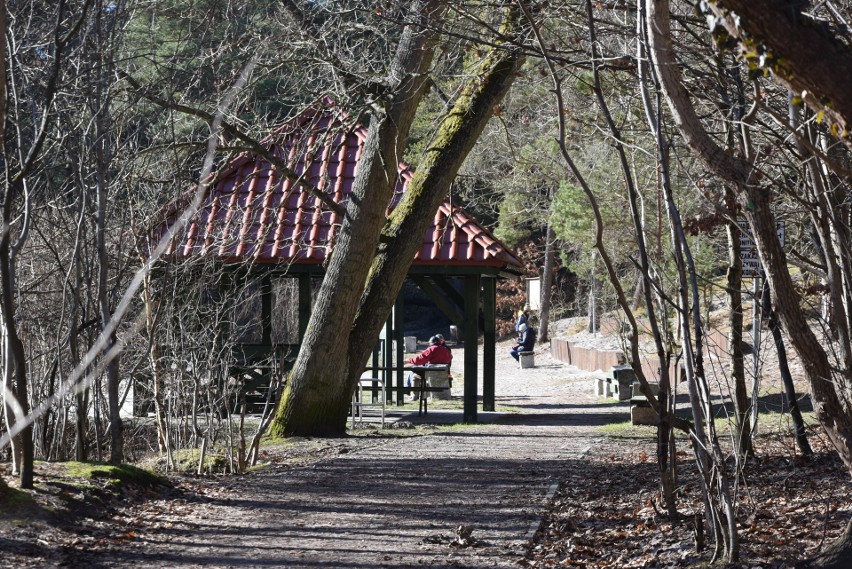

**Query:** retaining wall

left=551, top=330, right=729, bottom=380
left=550, top=338, right=625, bottom=372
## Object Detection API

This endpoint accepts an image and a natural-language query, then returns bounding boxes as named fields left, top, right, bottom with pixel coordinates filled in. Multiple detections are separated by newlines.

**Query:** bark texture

left=269, top=1, right=444, bottom=437
left=347, top=5, right=527, bottom=396
left=538, top=223, right=556, bottom=343
left=710, top=0, right=852, bottom=143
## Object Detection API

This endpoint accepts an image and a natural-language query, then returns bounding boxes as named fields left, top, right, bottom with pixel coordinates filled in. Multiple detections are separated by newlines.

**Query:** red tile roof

left=152, top=102, right=523, bottom=273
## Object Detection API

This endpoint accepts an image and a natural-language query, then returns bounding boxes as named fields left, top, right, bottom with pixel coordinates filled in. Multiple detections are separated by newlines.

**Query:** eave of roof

left=150, top=101, right=523, bottom=275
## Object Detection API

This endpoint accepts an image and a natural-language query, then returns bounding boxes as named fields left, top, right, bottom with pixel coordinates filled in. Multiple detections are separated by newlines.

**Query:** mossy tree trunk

left=269, top=0, right=445, bottom=437
left=270, top=2, right=527, bottom=437
left=347, top=6, right=527, bottom=396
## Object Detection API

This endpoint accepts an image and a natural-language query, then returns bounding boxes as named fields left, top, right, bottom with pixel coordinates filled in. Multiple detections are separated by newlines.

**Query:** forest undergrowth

left=526, top=421, right=850, bottom=568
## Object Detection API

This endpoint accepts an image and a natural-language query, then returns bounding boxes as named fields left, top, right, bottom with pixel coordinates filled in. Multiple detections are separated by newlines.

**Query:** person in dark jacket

left=514, top=305, right=531, bottom=339
left=509, top=323, right=537, bottom=361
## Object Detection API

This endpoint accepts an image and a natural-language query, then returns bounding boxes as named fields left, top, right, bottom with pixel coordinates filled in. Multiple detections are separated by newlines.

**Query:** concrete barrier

left=550, top=338, right=625, bottom=372
left=552, top=334, right=728, bottom=383
left=425, top=370, right=451, bottom=400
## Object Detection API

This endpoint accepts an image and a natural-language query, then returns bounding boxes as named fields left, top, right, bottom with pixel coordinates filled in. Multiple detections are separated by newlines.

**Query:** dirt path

left=66, top=341, right=624, bottom=568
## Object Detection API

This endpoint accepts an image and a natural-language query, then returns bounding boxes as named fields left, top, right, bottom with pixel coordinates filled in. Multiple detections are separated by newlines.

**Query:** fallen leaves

left=525, top=426, right=851, bottom=567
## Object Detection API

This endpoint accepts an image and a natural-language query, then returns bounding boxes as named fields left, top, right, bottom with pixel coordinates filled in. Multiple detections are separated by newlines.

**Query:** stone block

left=404, top=336, right=417, bottom=353
left=632, top=381, right=660, bottom=398
left=425, top=370, right=451, bottom=400
left=519, top=351, right=535, bottom=369
left=612, top=364, right=636, bottom=401
left=631, top=405, right=658, bottom=426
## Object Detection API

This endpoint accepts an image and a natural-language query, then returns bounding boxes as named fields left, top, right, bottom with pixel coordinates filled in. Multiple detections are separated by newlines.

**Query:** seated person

left=515, top=305, right=531, bottom=340
left=509, top=323, right=537, bottom=361
left=406, top=335, right=453, bottom=397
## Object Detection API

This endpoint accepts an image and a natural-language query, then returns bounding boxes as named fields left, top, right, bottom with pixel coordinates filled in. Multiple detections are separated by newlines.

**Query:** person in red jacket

left=406, top=335, right=453, bottom=398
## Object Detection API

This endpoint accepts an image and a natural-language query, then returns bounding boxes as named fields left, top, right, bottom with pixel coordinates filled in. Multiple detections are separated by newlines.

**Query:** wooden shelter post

left=482, top=277, right=496, bottom=411
left=393, top=294, right=406, bottom=404
left=463, top=274, right=480, bottom=423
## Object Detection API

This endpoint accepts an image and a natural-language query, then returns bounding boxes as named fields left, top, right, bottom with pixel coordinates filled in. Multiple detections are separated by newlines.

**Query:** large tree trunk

left=347, top=6, right=527, bottom=393
left=269, top=0, right=444, bottom=437
left=797, top=518, right=852, bottom=569
left=271, top=3, right=527, bottom=437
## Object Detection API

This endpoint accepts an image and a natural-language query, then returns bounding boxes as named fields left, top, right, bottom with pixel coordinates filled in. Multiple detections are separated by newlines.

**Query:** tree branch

left=118, top=69, right=346, bottom=218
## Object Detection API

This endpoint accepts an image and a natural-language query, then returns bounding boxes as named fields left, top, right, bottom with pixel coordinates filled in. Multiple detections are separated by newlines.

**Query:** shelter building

left=150, top=101, right=523, bottom=422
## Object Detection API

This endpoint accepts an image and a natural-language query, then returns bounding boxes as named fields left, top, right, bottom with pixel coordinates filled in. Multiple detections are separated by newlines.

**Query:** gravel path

left=69, top=340, right=625, bottom=568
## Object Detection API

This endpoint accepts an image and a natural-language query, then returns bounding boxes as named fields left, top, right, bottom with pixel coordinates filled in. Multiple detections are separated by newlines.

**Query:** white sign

left=526, top=277, right=541, bottom=310
left=737, top=220, right=785, bottom=277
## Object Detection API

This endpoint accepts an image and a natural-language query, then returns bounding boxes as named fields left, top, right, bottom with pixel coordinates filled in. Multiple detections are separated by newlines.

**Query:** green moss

left=599, top=420, right=657, bottom=440
left=62, top=461, right=169, bottom=487
left=260, top=434, right=294, bottom=446
left=169, top=448, right=228, bottom=473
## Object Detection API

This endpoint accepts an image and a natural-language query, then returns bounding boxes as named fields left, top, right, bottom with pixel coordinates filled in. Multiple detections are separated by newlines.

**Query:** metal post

left=394, top=293, right=405, bottom=404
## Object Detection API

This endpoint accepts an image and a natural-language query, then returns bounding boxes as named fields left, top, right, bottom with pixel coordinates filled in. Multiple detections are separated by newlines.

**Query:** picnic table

left=359, top=364, right=451, bottom=415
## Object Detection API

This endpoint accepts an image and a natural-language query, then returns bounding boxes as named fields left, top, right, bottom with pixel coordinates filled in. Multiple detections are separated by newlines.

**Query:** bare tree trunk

left=69, top=190, right=88, bottom=462
left=637, top=2, right=737, bottom=558
left=647, top=0, right=852, bottom=475
left=761, top=280, right=812, bottom=456
left=89, top=0, right=122, bottom=465
left=587, top=252, right=598, bottom=333
left=143, top=271, right=171, bottom=465
left=0, top=228, right=33, bottom=488
left=538, top=222, right=556, bottom=343
left=726, top=191, right=751, bottom=458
